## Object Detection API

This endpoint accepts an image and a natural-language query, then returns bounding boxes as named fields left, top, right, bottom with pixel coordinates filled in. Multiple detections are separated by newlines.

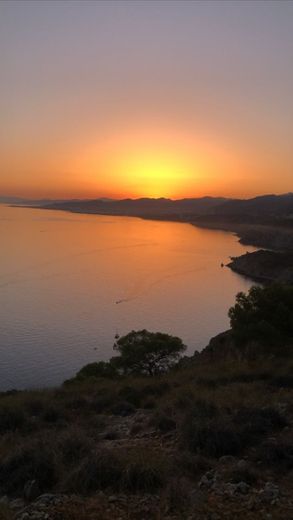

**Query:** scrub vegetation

left=1, top=285, right=293, bottom=519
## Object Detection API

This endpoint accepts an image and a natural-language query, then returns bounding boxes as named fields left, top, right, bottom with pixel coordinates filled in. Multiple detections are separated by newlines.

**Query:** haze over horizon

left=1, top=0, right=293, bottom=200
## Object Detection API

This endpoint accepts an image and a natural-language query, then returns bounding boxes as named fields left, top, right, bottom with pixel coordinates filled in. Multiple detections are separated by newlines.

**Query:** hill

left=38, top=193, right=293, bottom=221
left=0, top=286, right=293, bottom=519
left=41, top=196, right=228, bottom=218
left=214, top=193, right=293, bottom=218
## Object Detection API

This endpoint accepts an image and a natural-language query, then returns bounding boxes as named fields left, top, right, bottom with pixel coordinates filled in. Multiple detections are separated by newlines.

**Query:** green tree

left=76, top=361, right=117, bottom=380
left=111, top=329, right=186, bottom=376
left=228, top=284, right=293, bottom=346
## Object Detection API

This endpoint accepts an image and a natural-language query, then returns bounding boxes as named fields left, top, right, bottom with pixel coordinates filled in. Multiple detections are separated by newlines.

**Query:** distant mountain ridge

left=40, top=196, right=229, bottom=217
left=214, top=193, right=293, bottom=217
left=2, top=193, right=293, bottom=219
left=41, top=193, right=293, bottom=219
left=0, top=196, right=84, bottom=206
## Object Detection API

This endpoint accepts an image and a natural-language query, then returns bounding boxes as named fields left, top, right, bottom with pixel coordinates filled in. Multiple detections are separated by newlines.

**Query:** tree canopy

left=228, top=284, right=293, bottom=346
left=76, top=361, right=118, bottom=380
left=111, top=329, right=186, bottom=376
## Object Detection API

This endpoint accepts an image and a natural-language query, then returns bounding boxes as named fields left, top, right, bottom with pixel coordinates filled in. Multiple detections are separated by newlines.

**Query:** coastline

left=31, top=203, right=293, bottom=284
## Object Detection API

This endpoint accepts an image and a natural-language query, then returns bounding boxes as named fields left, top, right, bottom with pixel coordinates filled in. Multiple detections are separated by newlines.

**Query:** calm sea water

left=0, top=205, right=256, bottom=390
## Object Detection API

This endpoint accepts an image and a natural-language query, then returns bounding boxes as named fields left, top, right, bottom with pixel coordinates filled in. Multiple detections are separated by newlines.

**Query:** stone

left=23, top=480, right=40, bottom=501
left=224, top=483, right=237, bottom=496
left=236, top=481, right=250, bottom=494
left=10, top=498, right=25, bottom=510
left=259, top=482, right=279, bottom=502
left=108, top=495, right=118, bottom=502
left=236, top=459, right=248, bottom=470
left=218, top=455, right=235, bottom=465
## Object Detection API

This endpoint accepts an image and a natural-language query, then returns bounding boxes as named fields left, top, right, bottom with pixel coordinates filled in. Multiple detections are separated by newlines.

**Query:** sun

left=80, top=125, right=212, bottom=199
left=122, top=151, right=187, bottom=198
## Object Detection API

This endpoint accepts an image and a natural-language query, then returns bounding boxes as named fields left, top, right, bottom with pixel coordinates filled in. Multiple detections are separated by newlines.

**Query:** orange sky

left=1, top=1, right=293, bottom=200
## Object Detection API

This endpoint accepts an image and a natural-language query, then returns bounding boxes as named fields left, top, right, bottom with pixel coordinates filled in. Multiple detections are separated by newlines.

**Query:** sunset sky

left=1, top=0, right=293, bottom=200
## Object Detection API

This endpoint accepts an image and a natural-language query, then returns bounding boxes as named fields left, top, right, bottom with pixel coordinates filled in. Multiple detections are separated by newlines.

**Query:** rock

left=10, top=498, right=25, bottom=510
left=236, top=481, right=250, bottom=494
left=223, top=483, right=238, bottom=496
left=259, top=482, right=280, bottom=502
left=236, top=459, right=248, bottom=470
left=218, top=455, right=235, bottom=465
left=108, top=495, right=118, bottom=502
left=198, top=470, right=216, bottom=488
left=24, top=479, right=40, bottom=501
left=35, top=493, right=55, bottom=500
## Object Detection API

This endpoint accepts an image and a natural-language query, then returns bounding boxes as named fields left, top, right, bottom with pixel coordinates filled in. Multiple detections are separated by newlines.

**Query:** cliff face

left=227, top=250, right=293, bottom=284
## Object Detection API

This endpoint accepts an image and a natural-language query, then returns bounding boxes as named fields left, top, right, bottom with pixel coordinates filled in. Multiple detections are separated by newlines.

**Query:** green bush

left=118, top=385, right=142, bottom=407
left=62, top=450, right=123, bottom=493
left=111, top=330, right=186, bottom=376
left=234, top=406, right=287, bottom=437
left=182, top=416, right=242, bottom=457
left=175, top=452, right=210, bottom=479
left=256, top=441, right=293, bottom=472
left=58, top=428, right=94, bottom=466
left=76, top=361, right=118, bottom=380
left=229, top=284, right=293, bottom=347
left=150, top=412, right=176, bottom=433
left=0, top=441, right=57, bottom=495
left=0, top=405, right=27, bottom=434
left=110, top=400, right=136, bottom=416
left=122, top=451, right=166, bottom=492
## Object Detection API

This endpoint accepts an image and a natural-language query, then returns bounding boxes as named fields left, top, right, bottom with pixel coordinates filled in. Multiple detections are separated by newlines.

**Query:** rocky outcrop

left=228, top=250, right=293, bottom=284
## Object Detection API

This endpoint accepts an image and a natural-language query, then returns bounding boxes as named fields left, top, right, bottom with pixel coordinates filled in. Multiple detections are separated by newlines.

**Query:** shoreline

left=31, top=203, right=293, bottom=284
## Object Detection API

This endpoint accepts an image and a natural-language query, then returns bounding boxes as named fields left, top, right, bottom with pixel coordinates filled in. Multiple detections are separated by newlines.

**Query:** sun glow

left=80, top=126, right=213, bottom=199
left=118, top=151, right=193, bottom=198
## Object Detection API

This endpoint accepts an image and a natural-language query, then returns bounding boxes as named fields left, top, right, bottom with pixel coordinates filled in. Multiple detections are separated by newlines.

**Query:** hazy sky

left=1, top=0, right=293, bottom=199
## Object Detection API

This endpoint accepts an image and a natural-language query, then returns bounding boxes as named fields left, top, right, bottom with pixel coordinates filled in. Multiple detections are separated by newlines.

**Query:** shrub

left=58, top=428, right=94, bottom=466
left=234, top=406, right=287, bottom=437
left=62, top=450, right=123, bottom=493
left=0, top=405, right=27, bottom=434
left=110, top=400, right=136, bottom=417
left=90, top=393, right=115, bottom=413
left=162, top=478, right=190, bottom=512
left=256, top=441, right=293, bottom=472
left=25, top=398, right=46, bottom=417
left=111, top=330, right=186, bottom=376
left=175, top=452, right=210, bottom=479
left=142, top=381, right=170, bottom=397
left=41, top=405, right=62, bottom=424
left=76, top=361, right=118, bottom=380
left=150, top=412, right=176, bottom=433
left=118, top=385, right=142, bottom=407
left=141, top=398, right=156, bottom=409
left=181, top=412, right=242, bottom=457
left=122, top=451, right=166, bottom=492
left=228, top=285, right=293, bottom=347
left=189, top=399, right=219, bottom=419
left=270, top=374, right=293, bottom=388
left=0, top=441, right=57, bottom=496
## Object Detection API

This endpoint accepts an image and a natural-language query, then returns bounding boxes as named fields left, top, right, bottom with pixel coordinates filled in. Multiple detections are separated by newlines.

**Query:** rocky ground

left=1, top=400, right=293, bottom=520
